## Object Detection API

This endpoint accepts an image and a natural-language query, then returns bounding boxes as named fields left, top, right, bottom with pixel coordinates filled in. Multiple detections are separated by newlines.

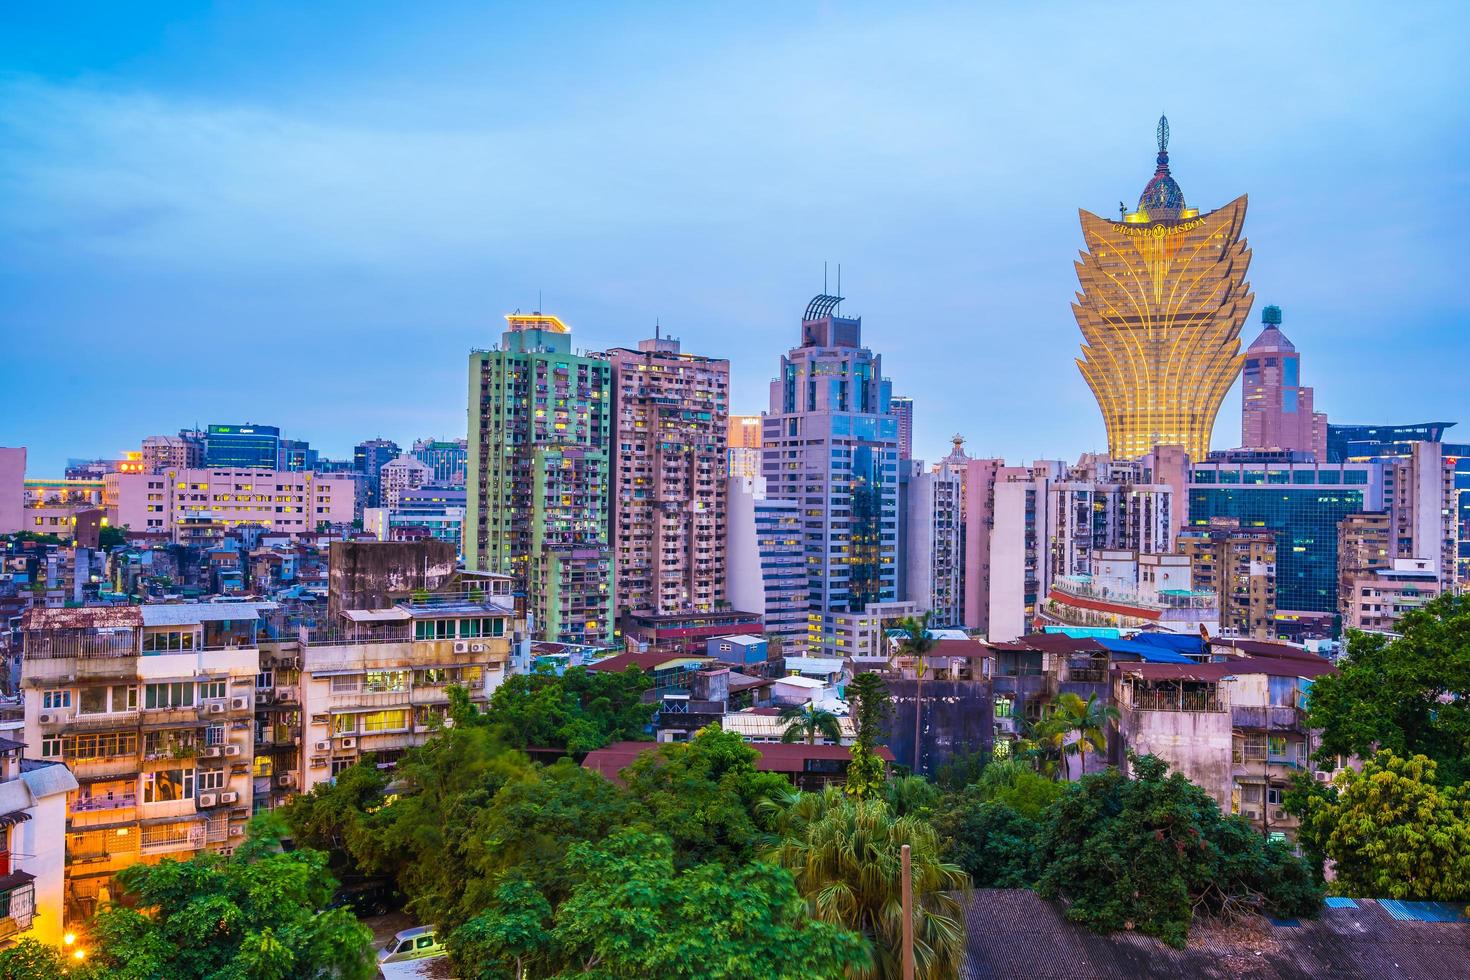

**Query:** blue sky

left=2, top=2, right=1468, bottom=474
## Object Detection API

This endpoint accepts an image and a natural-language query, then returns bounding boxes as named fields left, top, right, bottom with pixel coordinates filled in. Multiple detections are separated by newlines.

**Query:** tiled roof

left=961, top=889, right=1470, bottom=979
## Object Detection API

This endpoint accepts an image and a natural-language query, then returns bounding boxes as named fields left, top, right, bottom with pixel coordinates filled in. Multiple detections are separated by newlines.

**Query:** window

left=197, top=769, right=226, bottom=792
left=360, top=709, right=410, bottom=733
left=256, top=671, right=275, bottom=690
left=333, top=714, right=357, bottom=735
left=993, top=696, right=1013, bottom=719
left=142, top=630, right=196, bottom=653
left=77, top=686, right=136, bottom=714
left=42, top=690, right=71, bottom=710
left=364, top=671, right=408, bottom=694
left=1266, top=786, right=1283, bottom=806
left=142, top=768, right=195, bottom=803
left=68, top=733, right=137, bottom=759
left=199, top=680, right=227, bottom=701
left=41, top=737, right=62, bottom=758
left=144, top=683, right=195, bottom=709
left=205, top=725, right=225, bottom=747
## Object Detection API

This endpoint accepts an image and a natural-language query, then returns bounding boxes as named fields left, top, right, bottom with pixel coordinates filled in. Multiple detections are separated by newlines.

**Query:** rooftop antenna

left=655, top=317, right=661, bottom=341
left=537, top=289, right=542, bottom=314
left=836, top=264, right=842, bottom=314
left=824, top=261, right=828, bottom=295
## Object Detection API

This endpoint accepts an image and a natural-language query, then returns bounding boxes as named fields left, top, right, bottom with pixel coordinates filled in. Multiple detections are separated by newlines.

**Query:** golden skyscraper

left=1073, top=116, right=1253, bottom=460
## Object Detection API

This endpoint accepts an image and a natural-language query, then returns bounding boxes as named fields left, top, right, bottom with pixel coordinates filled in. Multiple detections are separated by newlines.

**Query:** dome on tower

left=1137, top=115, right=1186, bottom=219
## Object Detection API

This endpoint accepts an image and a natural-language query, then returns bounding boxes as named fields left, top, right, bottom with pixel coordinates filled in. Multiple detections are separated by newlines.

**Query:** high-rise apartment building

left=466, top=313, right=614, bottom=645
left=604, top=336, right=729, bottom=618
left=1379, top=441, right=1458, bottom=590
left=1240, top=306, right=1327, bottom=459
left=410, top=438, right=469, bottom=486
left=353, top=439, right=401, bottom=508
left=899, top=464, right=962, bottom=626
left=379, top=455, right=433, bottom=512
left=725, top=477, right=809, bottom=647
left=1073, top=116, right=1253, bottom=460
left=204, top=425, right=280, bottom=469
left=1176, top=524, right=1277, bottom=638
left=890, top=396, right=914, bottom=461
left=1338, top=511, right=1393, bottom=621
left=727, top=415, right=763, bottom=485
left=762, top=295, right=900, bottom=655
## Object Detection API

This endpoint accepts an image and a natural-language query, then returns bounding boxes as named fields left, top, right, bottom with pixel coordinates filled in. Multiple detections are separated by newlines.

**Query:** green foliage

left=480, top=666, right=657, bottom=753
left=932, top=749, right=988, bottom=792
left=1033, top=755, right=1322, bottom=948
left=894, top=613, right=936, bottom=776
left=883, top=774, right=941, bottom=818
left=548, top=829, right=869, bottom=979
left=279, top=756, right=389, bottom=869
left=98, top=524, right=128, bottom=548
left=1043, top=692, right=1120, bottom=780
left=458, top=758, right=641, bottom=915
left=847, top=670, right=893, bottom=747
left=933, top=759, right=1062, bottom=887
left=778, top=703, right=842, bottom=745
left=1305, top=592, right=1470, bottom=785
left=936, top=800, right=1041, bottom=888
left=83, top=821, right=373, bottom=979
left=449, top=876, right=555, bottom=980
left=845, top=741, right=889, bottom=800
left=0, top=940, right=68, bottom=980
left=764, top=787, right=968, bottom=979
left=1291, top=750, right=1470, bottom=900
left=621, top=725, right=790, bottom=867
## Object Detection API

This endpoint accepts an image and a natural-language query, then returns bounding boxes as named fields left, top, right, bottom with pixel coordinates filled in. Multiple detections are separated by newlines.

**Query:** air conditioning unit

left=1314, top=771, right=1333, bottom=782
left=453, top=641, right=470, bottom=653
left=276, top=774, right=296, bottom=788
left=338, top=737, right=357, bottom=750
left=38, top=713, right=57, bottom=725
left=230, top=697, right=250, bottom=711
left=219, top=791, right=239, bottom=804
left=228, top=825, right=244, bottom=837
left=315, top=740, right=332, bottom=752
left=198, top=793, right=218, bottom=808
left=208, top=701, right=227, bottom=714
left=470, top=643, right=485, bottom=653
left=222, top=745, right=242, bottom=757
left=255, top=692, right=270, bottom=705
left=1241, top=809, right=1260, bottom=821
left=275, top=688, right=294, bottom=701
left=201, top=746, right=223, bottom=758
left=1272, top=809, right=1288, bottom=821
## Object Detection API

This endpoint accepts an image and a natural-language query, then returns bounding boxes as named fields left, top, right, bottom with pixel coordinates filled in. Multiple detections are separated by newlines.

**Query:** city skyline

left=4, top=3, right=1470, bottom=475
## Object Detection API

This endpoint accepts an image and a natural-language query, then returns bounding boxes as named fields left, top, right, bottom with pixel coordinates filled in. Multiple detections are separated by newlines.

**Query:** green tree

left=846, top=671, right=894, bottom=799
left=448, top=876, right=555, bottom=980
left=480, top=666, right=657, bottom=753
left=0, top=940, right=69, bottom=980
left=548, top=829, right=869, bottom=979
left=1305, top=592, right=1470, bottom=785
left=82, top=818, right=374, bottom=979
left=1047, top=692, right=1120, bottom=780
left=764, top=787, right=968, bottom=979
left=1290, top=750, right=1470, bottom=899
left=883, top=774, right=942, bottom=818
left=1033, top=755, right=1321, bottom=948
left=279, top=757, right=389, bottom=870
left=779, top=703, right=842, bottom=745
left=935, top=799, right=1041, bottom=888
left=893, top=612, right=937, bottom=776
left=620, top=725, right=790, bottom=867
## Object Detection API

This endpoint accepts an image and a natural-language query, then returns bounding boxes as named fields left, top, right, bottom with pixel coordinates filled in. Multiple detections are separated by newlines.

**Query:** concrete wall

left=1124, top=707, right=1233, bottom=809
left=327, top=540, right=458, bottom=619
left=885, top=677, right=994, bottom=778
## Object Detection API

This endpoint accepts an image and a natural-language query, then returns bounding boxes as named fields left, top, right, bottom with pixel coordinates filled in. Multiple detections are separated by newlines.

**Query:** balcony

left=69, top=756, right=142, bottom=781
left=1230, top=705, right=1304, bottom=731
left=139, top=823, right=206, bottom=856
left=0, top=875, right=36, bottom=941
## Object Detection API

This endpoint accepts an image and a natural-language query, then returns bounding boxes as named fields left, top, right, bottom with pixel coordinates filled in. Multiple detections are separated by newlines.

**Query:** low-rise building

left=0, top=741, right=75, bottom=947
left=115, top=468, right=356, bottom=540
left=1342, top=557, right=1441, bottom=633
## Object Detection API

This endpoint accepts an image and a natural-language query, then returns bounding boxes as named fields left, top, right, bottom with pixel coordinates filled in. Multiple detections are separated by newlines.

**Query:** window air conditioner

left=223, top=745, right=242, bottom=757
left=208, top=701, right=226, bottom=714
left=219, top=791, right=239, bottom=804
left=230, top=697, right=250, bottom=711
left=338, top=737, right=357, bottom=750
left=453, top=641, right=470, bottom=653
left=198, top=793, right=218, bottom=808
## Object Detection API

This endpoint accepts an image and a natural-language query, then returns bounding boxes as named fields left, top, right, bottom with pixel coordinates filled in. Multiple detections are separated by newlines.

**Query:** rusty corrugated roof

left=21, top=606, right=142, bottom=630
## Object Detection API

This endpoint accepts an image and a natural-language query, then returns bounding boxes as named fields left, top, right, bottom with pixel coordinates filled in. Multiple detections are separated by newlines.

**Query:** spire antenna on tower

left=1157, top=114, right=1169, bottom=154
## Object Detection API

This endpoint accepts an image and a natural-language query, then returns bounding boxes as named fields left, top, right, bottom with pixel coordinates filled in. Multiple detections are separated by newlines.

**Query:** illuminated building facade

left=1074, top=116, right=1254, bottom=460
left=466, top=313, right=614, bottom=645
left=604, top=336, right=729, bottom=618
left=763, top=295, right=899, bottom=655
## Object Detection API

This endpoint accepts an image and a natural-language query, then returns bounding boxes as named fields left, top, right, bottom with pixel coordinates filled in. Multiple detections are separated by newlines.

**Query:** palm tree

left=892, top=612, right=936, bottom=776
left=1049, top=692, right=1121, bottom=780
left=764, top=786, right=968, bottom=979
left=779, top=703, right=842, bottom=745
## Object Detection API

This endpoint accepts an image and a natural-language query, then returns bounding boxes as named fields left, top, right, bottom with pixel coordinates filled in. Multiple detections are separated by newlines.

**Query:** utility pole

left=901, top=843, right=915, bottom=980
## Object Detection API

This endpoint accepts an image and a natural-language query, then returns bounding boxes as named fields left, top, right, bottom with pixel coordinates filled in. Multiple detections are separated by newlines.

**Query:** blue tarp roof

left=1126, top=632, right=1205, bottom=655
left=1097, top=637, right=1196, bottom=663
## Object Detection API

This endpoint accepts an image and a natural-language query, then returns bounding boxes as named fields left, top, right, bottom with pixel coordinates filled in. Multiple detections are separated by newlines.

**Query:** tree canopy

left=1306, top=592, right=1470, bottom=785
left=478, top=666, right=657, bottom=753
left=1033, top=755, right=1321, bottom=948
left=1289, top=750, right=1470, bottom=900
